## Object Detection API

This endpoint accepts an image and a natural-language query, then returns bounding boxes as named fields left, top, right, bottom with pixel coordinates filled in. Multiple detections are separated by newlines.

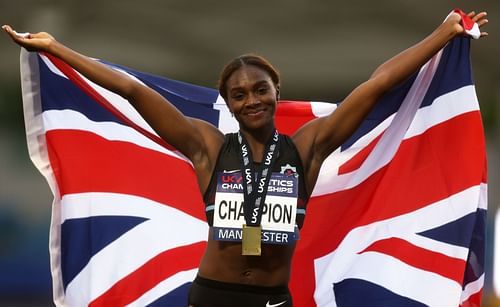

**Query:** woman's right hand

left=2, top=25, right=55, bottom=52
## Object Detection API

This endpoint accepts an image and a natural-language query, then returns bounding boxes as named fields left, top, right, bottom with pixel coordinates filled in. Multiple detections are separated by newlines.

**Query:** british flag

left=20, top=36, right=486, bottom=306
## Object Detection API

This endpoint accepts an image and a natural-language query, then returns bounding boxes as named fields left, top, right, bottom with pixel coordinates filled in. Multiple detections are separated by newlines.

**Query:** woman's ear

left=275, top=84, right=280, bottom=100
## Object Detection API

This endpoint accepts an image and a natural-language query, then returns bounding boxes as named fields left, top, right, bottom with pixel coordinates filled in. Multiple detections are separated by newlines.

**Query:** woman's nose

left=247, top=93, right=260, bottom=106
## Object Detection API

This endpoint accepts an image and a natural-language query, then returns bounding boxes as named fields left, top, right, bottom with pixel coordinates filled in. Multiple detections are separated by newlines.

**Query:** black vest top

left=203, top=133, right=309, bottom=229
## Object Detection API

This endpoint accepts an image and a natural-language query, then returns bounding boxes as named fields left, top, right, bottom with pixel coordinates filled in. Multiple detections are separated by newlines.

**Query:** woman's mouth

left=245, top=109, right=265, bottom=117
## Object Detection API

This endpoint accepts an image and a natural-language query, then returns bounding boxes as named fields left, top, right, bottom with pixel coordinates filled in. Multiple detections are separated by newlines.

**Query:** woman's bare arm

left=2, top=25, right=224, bottom=191
left=292, top=11, right=488, bottom=193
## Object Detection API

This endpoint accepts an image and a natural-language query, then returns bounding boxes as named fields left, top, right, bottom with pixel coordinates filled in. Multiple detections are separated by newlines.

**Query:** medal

left=242, top=224, right=262, bottom=256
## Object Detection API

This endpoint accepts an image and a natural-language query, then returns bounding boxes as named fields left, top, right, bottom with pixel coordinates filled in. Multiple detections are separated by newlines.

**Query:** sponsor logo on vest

left=266, top=300, right=287, bottom=307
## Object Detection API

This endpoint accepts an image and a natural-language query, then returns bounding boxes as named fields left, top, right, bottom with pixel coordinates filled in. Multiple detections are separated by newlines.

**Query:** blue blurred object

left=0, top=204, right=52, bottom=303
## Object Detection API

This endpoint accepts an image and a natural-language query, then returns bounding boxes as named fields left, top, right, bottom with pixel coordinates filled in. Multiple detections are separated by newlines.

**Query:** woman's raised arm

left=292, top=11, right=488, bottom=193
left=2, top=25, right=224, bottom=190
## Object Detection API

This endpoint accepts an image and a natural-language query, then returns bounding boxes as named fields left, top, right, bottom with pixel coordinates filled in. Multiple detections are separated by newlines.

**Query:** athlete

left=3, top=9, right=488, bottom=307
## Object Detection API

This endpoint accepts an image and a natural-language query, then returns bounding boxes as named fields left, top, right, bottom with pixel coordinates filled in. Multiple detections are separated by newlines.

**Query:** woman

left=2, top=10, right=488, bottom=307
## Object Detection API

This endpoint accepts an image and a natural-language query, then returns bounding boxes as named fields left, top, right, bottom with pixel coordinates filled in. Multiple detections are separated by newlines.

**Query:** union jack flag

left=20, top=36, right=486, bottom=306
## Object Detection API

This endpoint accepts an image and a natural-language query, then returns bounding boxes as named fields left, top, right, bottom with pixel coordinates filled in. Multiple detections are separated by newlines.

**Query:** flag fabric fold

left=20, top=36, right=486, bottom=307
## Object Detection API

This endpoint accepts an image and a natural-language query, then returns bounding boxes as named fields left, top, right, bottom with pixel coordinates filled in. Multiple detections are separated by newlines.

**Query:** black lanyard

left=237, top=130, right=280, bottom=227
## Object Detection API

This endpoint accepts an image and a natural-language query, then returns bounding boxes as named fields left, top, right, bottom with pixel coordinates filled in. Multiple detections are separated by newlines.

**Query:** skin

left=2, top=10, right=488, bottom=305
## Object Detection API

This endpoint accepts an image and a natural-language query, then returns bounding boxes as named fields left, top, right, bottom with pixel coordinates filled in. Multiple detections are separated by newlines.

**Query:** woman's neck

left=239, top=124, right=276, bottom=163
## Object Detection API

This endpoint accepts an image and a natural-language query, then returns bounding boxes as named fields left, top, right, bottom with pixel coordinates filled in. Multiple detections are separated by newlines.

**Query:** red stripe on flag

left=89, top=241, right=206, bottom=307
left=360, top=237, right=465, bottom=283
left=46, top=129, right=206, bottom=221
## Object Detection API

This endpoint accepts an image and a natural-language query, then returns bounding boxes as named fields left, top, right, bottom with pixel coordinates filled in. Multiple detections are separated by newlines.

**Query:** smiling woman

left=1, top=9, right=489, bottom=307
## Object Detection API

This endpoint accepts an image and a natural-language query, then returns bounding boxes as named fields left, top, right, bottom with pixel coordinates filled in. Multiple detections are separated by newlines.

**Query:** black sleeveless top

left=203, top=133, right=309, bottom=229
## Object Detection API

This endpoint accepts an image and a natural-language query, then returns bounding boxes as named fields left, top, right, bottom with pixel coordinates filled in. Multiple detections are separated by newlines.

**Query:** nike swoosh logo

left=223, top=169, right=240, bottom=173
left=266, top=300, right=287, bottom=307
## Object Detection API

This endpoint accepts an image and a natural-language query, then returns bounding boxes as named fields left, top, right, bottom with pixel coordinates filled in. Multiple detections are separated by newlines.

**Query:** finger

left=2, top=25, right=28, bottom=41
left=2, top=25, right=20, bottom=41
left=480, top=32, right=488, bottom=37
left=472, top=12, right=487, bottom=22
left=477, top=19, right=489, bottom=27
left=2, top=25, right=21, bottom=37
left=467, top=11, right=475, bottom=17
left=13, top=30, right=30, bottom=38
left=1, top=24, right=14, bottom=37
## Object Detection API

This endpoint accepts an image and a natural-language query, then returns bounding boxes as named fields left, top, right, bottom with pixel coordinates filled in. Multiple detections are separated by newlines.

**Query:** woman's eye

left=257, top=87, right=268, bottom=95
left=232, top=93, right=244, bottom=100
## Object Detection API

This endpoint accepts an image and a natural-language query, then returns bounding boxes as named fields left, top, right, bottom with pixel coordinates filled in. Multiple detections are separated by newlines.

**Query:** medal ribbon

left=237, top=130, right=280, bottom=227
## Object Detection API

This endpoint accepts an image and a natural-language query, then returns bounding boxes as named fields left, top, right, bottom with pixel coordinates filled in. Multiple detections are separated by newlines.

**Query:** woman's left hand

left=446, top=10, right=489, bottom=38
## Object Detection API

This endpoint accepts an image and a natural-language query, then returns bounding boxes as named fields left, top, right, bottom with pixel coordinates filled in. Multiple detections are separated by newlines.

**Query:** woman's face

left=225, top=65, right=279, bottom=131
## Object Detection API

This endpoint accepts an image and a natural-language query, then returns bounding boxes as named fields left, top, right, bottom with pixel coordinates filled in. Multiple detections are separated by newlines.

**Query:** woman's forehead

left=226, top=65, right=274, bottom=89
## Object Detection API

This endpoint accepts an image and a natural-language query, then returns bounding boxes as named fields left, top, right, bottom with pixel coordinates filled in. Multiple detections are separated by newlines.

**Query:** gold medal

left=242, top=225, right=262, bottom=256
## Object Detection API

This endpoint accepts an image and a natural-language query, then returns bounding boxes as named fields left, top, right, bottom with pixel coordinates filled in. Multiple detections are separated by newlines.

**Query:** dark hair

left=218, top=54, right=280, bottom=101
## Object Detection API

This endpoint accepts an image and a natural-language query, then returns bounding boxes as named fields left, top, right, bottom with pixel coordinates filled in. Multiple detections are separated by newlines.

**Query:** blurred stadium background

left=0, top=0, right=498, bottom=305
